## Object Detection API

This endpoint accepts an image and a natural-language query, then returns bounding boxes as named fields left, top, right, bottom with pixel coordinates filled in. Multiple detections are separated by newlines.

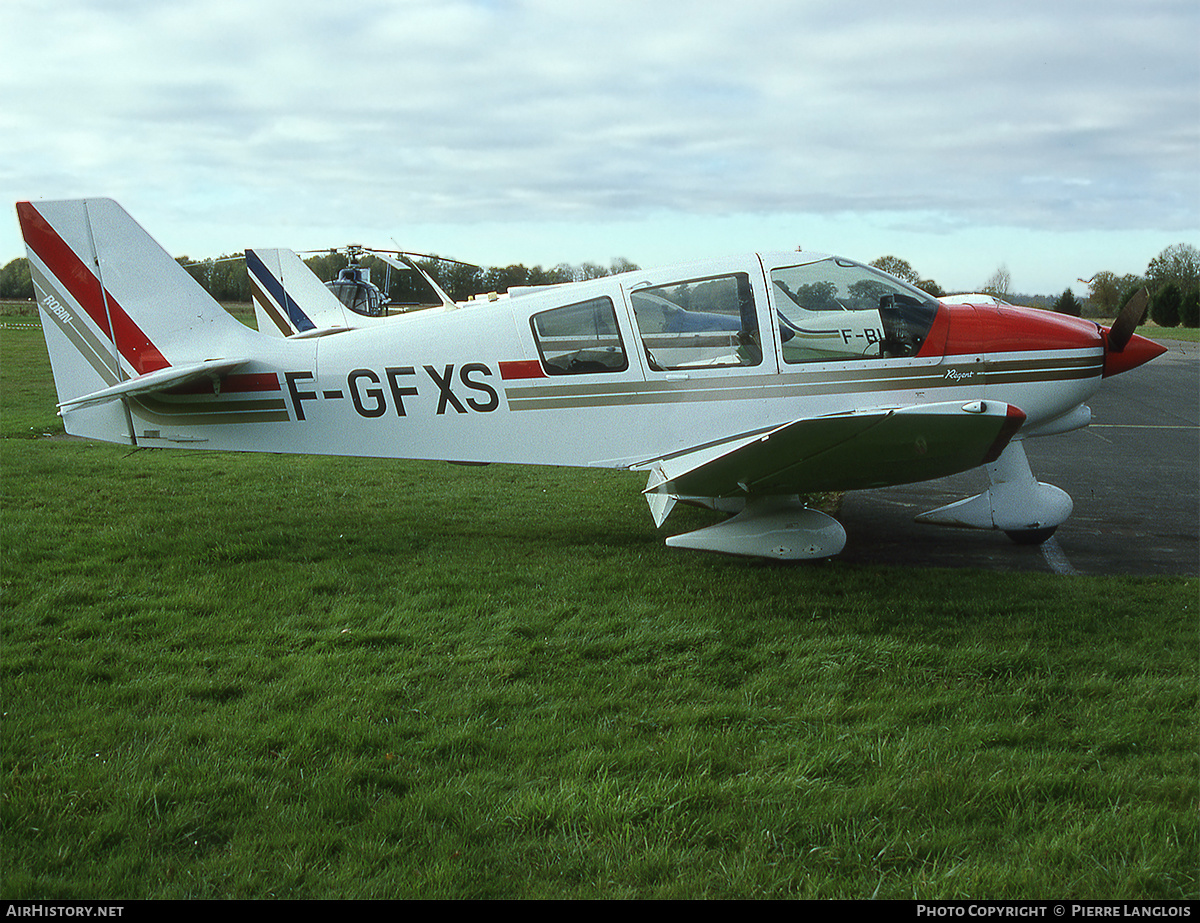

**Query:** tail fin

left=17, top=198, right=256, bottom=443
left=246, top=248, right=351, bottom=337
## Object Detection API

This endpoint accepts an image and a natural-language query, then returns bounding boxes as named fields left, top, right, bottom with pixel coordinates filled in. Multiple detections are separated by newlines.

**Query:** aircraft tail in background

left=246, top=247, right=353, bottom=337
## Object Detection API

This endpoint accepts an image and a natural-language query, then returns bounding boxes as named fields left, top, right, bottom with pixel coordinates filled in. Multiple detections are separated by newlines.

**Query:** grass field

left=1, top=312, right=1196, bottom=899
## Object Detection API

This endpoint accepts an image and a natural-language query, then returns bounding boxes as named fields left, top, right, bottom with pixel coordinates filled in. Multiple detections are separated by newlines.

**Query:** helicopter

left=247, top=244, right=480, bottom=337
left=314, top=245, right=473, bottom=314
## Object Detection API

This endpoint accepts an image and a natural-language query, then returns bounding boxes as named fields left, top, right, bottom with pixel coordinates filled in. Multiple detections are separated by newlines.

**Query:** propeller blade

left=1108, top=287, right=1147, bottom=352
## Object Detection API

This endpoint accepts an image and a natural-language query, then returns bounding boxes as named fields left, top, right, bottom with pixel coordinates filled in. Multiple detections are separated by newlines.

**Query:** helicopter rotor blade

left=293, top=245, right=478, bottom=269
left=372, top=251, right=415, bottom=273
left=383, top=243, right=479, bottom=268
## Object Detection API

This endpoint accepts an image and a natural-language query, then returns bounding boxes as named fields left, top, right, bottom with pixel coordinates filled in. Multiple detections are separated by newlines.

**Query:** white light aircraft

left=17, top=198, right=1166, bottom=559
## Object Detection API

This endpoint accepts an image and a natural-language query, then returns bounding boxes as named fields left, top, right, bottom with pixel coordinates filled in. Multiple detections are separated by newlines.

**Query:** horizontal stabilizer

left=289, top=326, right=354, bottom=339
left=58, top=357, right=249, bottom=411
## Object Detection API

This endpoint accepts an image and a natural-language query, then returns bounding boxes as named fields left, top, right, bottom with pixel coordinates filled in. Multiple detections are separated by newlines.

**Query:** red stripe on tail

left=17, top=202, right=169, bottom=375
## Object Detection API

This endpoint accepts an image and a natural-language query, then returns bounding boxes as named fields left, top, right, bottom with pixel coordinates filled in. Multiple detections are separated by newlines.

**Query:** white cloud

left=3, top=0, right=1197, bottom=292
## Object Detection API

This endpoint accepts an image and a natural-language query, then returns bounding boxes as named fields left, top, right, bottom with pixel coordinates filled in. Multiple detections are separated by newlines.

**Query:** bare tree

left=983, top=265, right=1011, bottom=297
left=1146, top=243, right=1199, bottom=294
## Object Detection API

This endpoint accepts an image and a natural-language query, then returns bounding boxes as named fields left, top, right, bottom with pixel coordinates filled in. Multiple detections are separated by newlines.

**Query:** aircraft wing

left=639, top=400, right=1025, bottom=525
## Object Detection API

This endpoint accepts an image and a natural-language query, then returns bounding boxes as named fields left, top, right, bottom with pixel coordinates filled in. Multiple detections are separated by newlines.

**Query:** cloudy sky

left=4, top=0, right=1197, bottom=294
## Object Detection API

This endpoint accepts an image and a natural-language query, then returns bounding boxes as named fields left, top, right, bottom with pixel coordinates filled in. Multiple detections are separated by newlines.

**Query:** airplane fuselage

left=122, top=253, right=1108, bottom=484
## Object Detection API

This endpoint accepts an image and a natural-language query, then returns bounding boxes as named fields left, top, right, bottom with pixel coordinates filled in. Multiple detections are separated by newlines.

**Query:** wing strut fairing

left=666, top=498, right=848, bottom=560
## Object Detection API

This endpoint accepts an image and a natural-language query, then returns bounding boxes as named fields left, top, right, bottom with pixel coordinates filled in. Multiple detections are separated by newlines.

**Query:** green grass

left=1148, top=326, right=1200, bottom=342
left=1, top=323, right=1196, bottom=899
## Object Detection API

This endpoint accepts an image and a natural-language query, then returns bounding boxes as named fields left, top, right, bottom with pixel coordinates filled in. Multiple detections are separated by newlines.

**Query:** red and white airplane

left=16, top=198, right=1165, bottom=559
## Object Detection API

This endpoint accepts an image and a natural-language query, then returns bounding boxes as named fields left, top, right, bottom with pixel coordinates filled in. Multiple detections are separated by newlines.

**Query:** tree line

left=0, top=250, right=638, bottom=305
left=3, top=243, right=1196, bottom=326
left=1076, top=243, right=1200, bottom=327
left=869, top=243, right=1199, bottom=327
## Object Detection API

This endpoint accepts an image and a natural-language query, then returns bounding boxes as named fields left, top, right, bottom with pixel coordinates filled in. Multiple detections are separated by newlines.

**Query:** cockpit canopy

left=525, top=254, right=942, bottom=378
left=326, top=267, right=387, bottom=317
left=768, top=257, right=940, bottom=361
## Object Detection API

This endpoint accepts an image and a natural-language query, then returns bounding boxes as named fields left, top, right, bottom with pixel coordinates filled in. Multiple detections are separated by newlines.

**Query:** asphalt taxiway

left=836, top=338, right=1198, bottom=576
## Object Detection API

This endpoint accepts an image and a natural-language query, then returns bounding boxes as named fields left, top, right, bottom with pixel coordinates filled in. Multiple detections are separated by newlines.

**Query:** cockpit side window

left=531, top=297, right=628, bottom=375
left=771, top=259, right=938, bottom=363
left=629, top=273, right=761, bottom=370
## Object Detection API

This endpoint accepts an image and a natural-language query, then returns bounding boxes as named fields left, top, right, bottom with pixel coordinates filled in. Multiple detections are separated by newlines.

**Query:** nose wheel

left=1004, top=526, right=1058, bottom=545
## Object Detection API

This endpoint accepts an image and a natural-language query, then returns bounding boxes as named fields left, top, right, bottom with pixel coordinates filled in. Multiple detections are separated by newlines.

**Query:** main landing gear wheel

left=1004, top=526, right=1057, bottom=546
